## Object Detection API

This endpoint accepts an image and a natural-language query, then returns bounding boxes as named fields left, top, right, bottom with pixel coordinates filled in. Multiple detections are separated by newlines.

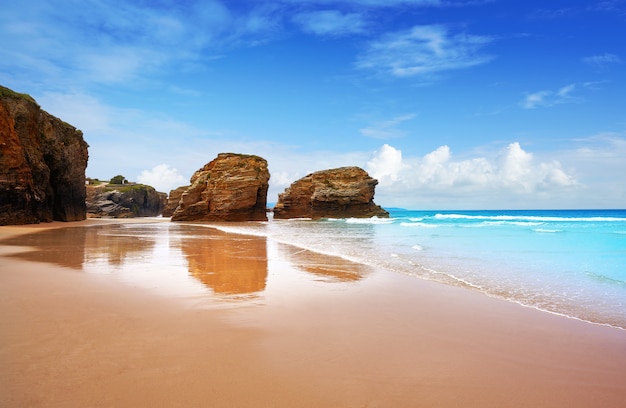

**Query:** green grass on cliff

left=0, top=85, right=38, bottom=105
left=107, top=183, right=155, bottom=193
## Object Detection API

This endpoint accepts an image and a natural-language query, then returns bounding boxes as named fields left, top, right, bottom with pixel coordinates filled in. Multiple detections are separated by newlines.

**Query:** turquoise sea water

left=215, top=209, right=626, bottom=329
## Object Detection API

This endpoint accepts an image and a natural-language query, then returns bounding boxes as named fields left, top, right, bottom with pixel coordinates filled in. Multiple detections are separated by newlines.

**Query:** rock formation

left=273, top=166, right=389, bottom=219
left=0, top=85, right=89, bottom=225
left=162, top=185, right=188, bottom=217
left=171, top=153, right=270, bottom=222
left=86, top=183, right=167, bottom=218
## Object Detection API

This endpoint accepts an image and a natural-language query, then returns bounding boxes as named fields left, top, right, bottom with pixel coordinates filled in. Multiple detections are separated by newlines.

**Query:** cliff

left=86, top=183, right=167, bottom=218
left=162, top=185, right=188, bottom=218
left=171, top=153, right=270, bottom=222
left=0, top=85, right=89, bottom=225
left=273, top=166, right=389, bottom=219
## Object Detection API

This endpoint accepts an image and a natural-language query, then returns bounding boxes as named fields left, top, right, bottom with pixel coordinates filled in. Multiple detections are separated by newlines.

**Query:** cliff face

left=0, top=85, right=89, bottom=225
left=273, top=166, right=389, bottom=219
left=162, top=185, right=188, bottom=218
left=86, top=183, right=167, bottom=218
left=171, top=153, right=270, bottom=222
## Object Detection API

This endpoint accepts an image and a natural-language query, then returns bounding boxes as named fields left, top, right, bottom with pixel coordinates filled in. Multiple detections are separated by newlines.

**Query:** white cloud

left=293, top=10, right=367, bottom=36
left=498, top=141, right=534, bottom=190
left=519, top=91, right=550, bottom=109
left=137, top=164, right=188, bottom=193
left=520, top=83, right=579, bottom=109
left=356, top=24, right=494, bottom=79
left=367, top=144, right=406, bottom=183
left=0, top=1, right=279, bottom=89
left=582, top=53, right=622, bottom=68
left=360, top=113, right=416, bottom=139
left=281, top=0, right=443, bottom=6
left=366, top=142, right=580, bottom=208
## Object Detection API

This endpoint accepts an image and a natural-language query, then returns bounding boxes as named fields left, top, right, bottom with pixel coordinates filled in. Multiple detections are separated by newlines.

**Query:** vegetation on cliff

left=86, top=181, right=167, bottom=218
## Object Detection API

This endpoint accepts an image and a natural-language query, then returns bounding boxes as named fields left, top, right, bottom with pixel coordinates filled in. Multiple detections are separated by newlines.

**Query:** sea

left=213, top=209, right=626, bottom=330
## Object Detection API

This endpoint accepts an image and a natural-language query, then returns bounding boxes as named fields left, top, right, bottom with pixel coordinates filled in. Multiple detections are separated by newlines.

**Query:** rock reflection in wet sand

left=279, top=245, right=367, bottom=282
left=1, top=222, right=369, bottom=303
left=177, top=226, right=267, bottom=295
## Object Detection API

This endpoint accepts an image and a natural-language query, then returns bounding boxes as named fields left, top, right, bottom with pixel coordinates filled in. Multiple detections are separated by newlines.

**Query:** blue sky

left=1, top=0, right=625, bottom=209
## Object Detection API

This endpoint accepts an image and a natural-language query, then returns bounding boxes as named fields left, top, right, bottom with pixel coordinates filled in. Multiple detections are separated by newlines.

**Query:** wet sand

left=1, top=220, right=625, bottom=407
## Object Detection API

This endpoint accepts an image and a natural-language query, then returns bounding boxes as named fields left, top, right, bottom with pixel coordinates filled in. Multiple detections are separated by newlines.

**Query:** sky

left=1, top=0, right=625, bottom=209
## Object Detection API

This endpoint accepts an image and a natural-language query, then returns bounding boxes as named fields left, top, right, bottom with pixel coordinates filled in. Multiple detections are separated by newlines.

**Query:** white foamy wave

left=434, top=213, right=626, bottom=223
left=483, top=221, right=545, bottom=226
left=408, top=217, right=424, bottom=222
left=400, top=222, right=439, bottom=228
left=345, top=216, right=395, bottom=225
left=412, top=244, right=424, bottom=251
left=533, top=228, right=562, bottom=233
left=198, top=224, right=271, bottom=239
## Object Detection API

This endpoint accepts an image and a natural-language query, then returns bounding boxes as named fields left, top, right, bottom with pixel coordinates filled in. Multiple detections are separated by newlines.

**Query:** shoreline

left=1, top=219, right=626, bottom=407
left=193, top=219, right=626, bottom=331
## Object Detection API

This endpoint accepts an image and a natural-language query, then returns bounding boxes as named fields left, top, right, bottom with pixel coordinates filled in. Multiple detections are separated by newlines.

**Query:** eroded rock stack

left=171, top=153, right=270, bottom=222
left=86, top=183, right=167, bottom=218
left=273, top=166, right=388, bottom=219
left=0, top=85, right=89, bottom=225
left=162, top=185, right=188, bottom=218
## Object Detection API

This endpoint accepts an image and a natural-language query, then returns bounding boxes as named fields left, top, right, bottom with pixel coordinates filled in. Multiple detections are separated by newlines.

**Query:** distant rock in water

left=171, top=153, right=270, bottom=222
left=0, top=85, right=89, bottom=225
left=273, top=166, right=389, bottom=219
left=86, top=183, right=167, bottom=218
left=162, top=185, right=188, bottom=218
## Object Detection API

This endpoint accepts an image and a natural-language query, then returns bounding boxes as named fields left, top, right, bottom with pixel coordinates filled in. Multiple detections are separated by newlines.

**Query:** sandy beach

left=1, top=220, right=625, bottom=407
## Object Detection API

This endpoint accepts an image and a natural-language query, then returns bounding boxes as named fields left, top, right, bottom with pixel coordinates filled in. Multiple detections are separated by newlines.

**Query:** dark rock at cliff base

left=0, top=85, right=89, bottom=225
left=162, top=185, right=189, bottom=218
left=273, top=166, right=389, bottom=220
left=171, top=153, right=270, bottom=222
left=86, top=183, right=167, bottom=218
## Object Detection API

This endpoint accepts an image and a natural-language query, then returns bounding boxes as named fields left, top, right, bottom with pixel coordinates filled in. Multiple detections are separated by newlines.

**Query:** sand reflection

left=84, top=224, right=159, bottom=266
left=176, top=226, right=268, bottom=295
left=279, top=245, right=367, bottom=282
left=0, top=225, right=160, bottom=269
left=0, top=222, right=370, bottom=302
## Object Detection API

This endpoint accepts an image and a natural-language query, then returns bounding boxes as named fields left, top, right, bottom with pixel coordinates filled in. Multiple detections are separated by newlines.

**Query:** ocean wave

left=433, top=213, right=626, bottom=222
left=412, top=244, right=424, bottom=251
left=533, top=228, right=562, bottom=233
left=483, top=221, right=545, bottom=226
left=585, top=271, right=626, bottom=286
left=400, top=222, right=439, bottom=228
left=344, top=216, right=395, bottom=224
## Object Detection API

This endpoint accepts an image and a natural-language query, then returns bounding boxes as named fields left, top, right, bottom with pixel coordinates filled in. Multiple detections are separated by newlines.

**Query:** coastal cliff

left=163, top=185, right=188, bottom=218
left=0, top=85, right=89, bottom=225
left=273, top=166, right=388, bottom=219
left=171, top=153, right=270, bottom=222
left=86, top=183, right=167, bottom=218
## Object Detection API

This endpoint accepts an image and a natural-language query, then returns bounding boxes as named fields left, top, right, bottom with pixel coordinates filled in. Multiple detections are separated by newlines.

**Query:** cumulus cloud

left=356, top=24, right=494, bottom=79
left=137, top=164, right=188, bottom=194
left=366, top=142, right=578, bottom=207
left=366, top=144, right=406, bottom=183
